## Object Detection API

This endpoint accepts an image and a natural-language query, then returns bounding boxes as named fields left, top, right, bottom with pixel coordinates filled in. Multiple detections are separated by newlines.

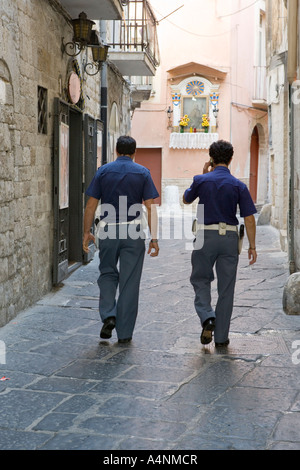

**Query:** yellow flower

left=201, top=114, right=210, bottom=128
left=179, top=115, right=190, bottom=126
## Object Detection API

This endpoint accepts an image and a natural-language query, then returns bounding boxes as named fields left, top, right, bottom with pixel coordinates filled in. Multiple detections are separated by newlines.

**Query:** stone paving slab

left=0, top=224, right=300, bottom=451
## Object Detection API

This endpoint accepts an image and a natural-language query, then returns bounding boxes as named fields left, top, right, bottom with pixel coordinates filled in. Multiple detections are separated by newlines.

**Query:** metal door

left=83, top=114, right=98, bottom=262
left=69, top=108, right=84, bottom=266
left=53, top=98, right=70, bottom=285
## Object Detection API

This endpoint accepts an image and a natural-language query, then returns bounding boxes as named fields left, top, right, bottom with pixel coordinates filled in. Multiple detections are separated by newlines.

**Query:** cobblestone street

left=0, top=222, right=300, bottom=451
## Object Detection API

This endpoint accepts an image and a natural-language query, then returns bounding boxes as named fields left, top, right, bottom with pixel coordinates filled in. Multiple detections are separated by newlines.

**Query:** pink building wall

left=132, top=0, right=269, bottom=205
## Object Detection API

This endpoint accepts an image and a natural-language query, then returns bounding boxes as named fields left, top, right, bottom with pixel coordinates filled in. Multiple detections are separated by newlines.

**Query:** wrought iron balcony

left=128, top=76, right=153, bottom=109
left=253, top=65, right=267, bottom=108
left=107, top=0, right=160, bottom=76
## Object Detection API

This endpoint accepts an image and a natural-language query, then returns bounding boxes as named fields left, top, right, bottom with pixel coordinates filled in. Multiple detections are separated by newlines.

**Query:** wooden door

left=250, top=126, right=259, bottom=203
left=135, top=148, right=162, bottom=205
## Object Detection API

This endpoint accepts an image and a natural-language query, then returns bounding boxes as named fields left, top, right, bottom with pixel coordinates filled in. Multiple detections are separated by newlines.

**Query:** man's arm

left=182, top=194, right=191, bottom=205
left=144, top=198, right=159, bottom=257
left=244, top=214, right=257, bottom=265
left=83, top=196, right=99, bottom=253
left=183, top=175, right=199, bottom=206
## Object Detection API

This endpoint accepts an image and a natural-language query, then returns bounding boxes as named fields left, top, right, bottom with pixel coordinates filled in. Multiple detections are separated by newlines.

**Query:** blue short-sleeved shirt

left=86, top=156, right=159, bottom=222
left=184, top=166, right=257, bottom=225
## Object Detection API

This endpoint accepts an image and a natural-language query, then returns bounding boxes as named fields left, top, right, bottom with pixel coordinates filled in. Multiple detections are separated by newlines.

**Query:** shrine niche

left=169, top=75, right=219, bottom=149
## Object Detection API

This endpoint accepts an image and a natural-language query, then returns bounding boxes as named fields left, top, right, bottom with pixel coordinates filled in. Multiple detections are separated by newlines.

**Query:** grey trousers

left=98, top=229, right=145, bottom=341
left=190, top=230, right=239, bottom=343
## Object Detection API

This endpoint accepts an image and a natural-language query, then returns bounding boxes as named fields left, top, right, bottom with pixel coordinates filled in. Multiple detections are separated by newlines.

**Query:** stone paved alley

left=0, top=221, right=300, bottom=451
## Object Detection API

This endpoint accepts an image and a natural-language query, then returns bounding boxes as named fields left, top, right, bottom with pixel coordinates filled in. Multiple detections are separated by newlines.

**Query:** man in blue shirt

left=183, top=140, right=257, bottom=347
left=83, top=136, right=159, bottom=343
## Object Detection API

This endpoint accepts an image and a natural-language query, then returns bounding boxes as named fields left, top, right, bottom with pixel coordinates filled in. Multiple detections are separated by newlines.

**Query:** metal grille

left=38, top=86, right=47, bottom=134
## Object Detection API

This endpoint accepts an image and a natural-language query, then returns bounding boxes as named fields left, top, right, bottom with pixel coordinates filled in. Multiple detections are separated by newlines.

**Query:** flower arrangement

left=179, top=115, right=190, bottom=127
left=201, top=114, right=210, bottom=128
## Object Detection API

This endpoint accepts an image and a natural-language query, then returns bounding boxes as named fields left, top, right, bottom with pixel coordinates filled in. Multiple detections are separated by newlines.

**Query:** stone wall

left=268, top=83, right=289, bottom=252
left=265, top=0, right=289, bottom=253
left=293, top=78, right=300, bottom=272
left=107, top=63, right=131, bottom=136
left=0, top=0, right=106, bottom=326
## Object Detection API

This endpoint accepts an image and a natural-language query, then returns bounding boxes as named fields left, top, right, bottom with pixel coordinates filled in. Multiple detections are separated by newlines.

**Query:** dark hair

left=209, top=140, right=234, bottom=165
left=116, top=135, right=136, bottom=156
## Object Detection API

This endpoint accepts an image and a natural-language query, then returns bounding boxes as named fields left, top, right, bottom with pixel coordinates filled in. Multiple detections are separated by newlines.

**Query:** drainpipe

left=287, top=0, right=297, bottom=274
left=100, top=20, right=108, bottom=166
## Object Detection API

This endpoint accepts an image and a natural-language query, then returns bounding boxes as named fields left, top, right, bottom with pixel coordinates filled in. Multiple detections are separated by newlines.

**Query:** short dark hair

left=209, top=140, right=234, bottom=165
left=116, top=135, right=136, bottom=156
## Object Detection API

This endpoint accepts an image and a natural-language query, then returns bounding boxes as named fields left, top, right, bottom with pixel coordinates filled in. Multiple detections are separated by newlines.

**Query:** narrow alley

left=0, top=221, right=299, bottom=451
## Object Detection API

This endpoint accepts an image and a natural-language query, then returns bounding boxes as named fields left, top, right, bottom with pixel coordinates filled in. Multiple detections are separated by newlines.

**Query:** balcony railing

left=107, top=0, right=160, bottom=74
left=129, top=75, right=152, bottom=86
left=128, top=75, right=153, bottom=109
left=253, top=65, right=267, bottom=103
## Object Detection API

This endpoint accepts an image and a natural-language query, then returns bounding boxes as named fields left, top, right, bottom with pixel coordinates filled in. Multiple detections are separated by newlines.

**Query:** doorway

left=53, top=98, right=98, bottom=285
left=68, top=108, right=83, bottom=272
left=250, top=126, right=259, bottom=203
left=135, top=148, right=162, bottom=205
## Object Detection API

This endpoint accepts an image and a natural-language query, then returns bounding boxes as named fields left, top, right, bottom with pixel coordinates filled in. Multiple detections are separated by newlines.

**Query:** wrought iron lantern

left=210, top=92, right=220, bottom=119
left=62, top=12, right=95, bottom=57
left=212, top=107, right=219, bottom=119
left=91, top=43, right=109, bottom=63
left=84, top=30, right=110, bottom=76
left=72, top=11, right=95, bottom=42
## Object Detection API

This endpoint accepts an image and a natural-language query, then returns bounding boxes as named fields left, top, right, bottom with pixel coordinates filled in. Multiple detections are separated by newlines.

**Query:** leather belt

left=193, top=221, right=238, bottom=236
left=99, top=219, right=141, bottom=227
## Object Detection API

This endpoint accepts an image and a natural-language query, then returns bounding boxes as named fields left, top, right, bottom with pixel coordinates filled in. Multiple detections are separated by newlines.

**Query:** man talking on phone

left=183, top=140, right=257, bottom=348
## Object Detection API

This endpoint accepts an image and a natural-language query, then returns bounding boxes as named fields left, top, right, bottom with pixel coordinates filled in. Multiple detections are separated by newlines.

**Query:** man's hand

left=244, top=215, right=257, bottom=265
left=144, top=199, right=159, bottom=257
left=148, top=240, right=159, bottom=257
left=203, top=161, right=213, bottom=174
left=248, top=248, right=257, bottom=265
left=83, top=196, right=99, bottom=253
left=83, top=232, right=95, bottom=254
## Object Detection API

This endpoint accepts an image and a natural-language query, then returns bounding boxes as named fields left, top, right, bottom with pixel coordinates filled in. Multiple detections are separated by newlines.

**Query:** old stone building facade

left=0, top=0, right=158, bottom=326
left=265, top=0, right=290, bottom=252
left=265, top=0, right=300, bottom=313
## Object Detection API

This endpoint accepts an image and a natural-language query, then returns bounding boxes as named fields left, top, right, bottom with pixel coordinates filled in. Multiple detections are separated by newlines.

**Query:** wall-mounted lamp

left=212, top=107, right=219, bottom=119
left=210, top=92, right=220, bottom=120
left=84, top=30, right=110, bottom=76
left=61, top=14, right=109, bottom=75
left=167, top=106, right=173, bottom=128
left=62, top=12, right=95, bottom=57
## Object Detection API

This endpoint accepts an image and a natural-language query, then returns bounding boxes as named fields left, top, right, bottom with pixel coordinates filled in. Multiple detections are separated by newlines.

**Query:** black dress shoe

left=200, top=318, right=215, bottom=345
left=215, top=339, right=230, bottom=348
left=100, top=317, right=116, bottom=339
left=118, top=338, right=132, bottom=344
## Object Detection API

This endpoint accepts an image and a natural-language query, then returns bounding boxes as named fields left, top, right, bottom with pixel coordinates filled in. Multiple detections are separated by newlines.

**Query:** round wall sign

left=68, top=71, right=81, bottom=104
